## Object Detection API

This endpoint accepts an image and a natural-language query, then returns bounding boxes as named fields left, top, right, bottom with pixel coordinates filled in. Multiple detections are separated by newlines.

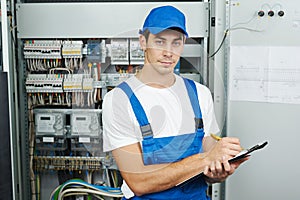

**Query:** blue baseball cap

left=139, top=5, right=188, bottom=37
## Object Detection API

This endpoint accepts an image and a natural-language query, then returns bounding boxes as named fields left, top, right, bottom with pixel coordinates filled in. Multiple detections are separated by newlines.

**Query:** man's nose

left=162, top=45, right=173, bottom=56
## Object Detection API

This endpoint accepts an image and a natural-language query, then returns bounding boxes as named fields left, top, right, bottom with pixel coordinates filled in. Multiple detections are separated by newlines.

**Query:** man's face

left=141, top=29, right=185, bottom=75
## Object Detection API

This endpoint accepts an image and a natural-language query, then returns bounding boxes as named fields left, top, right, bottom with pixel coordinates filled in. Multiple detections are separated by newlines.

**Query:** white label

left=79, top=137, right=90, bottom=143
left=43, top=137, right=54, bottom=143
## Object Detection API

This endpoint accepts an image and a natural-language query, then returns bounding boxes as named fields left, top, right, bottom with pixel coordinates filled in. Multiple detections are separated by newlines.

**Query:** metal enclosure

left=224, top=0, right=300, bottom=199
left=9, top=0, right=300, bottom=199
left=14, top=1, right=211, bottom=199
left=16, top=2, right=209, bottom=38
left=5, top=0, right=300, bottom=199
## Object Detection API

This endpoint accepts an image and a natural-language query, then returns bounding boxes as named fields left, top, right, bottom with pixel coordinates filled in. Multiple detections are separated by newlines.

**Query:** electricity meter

left=34, top=109, right=66, bottom=150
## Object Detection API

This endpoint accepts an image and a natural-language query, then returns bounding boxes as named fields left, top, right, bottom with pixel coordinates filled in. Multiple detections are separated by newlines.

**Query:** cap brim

left=141, top=26, right=188, bottom=37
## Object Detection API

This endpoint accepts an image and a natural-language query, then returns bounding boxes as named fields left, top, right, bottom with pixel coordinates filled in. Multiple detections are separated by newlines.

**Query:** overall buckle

left=140, top=124, right=153, bottom=138
left=194, top=118, right=203, bottom=130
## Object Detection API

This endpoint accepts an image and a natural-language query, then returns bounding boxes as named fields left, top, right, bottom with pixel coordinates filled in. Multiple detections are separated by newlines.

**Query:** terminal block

left=34, top=156, right=104, bottom=171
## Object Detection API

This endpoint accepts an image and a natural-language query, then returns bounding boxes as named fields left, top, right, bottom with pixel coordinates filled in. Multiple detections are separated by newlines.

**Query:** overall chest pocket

left=142, top=129, right=204, bottom=165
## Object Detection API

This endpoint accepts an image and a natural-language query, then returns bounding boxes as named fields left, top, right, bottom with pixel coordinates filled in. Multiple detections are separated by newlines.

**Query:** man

left=102, top=5, right=247, bottom=200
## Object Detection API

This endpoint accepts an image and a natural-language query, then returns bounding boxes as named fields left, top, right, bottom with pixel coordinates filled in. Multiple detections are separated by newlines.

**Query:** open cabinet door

left=224, top=0, right=300, bottom=199
left=0, top=72, right=13, bottom=199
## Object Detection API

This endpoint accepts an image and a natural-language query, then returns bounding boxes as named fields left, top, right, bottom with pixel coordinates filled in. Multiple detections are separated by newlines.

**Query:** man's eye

left=173, top=41, right=182, bottom=46
left=155, top=40, right=164, bottom=45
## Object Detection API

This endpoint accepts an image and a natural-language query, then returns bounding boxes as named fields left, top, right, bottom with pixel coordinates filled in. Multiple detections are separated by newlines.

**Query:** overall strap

left=117, top=82, right=153, bottom=138
left=183, top=78, right=204, bottom=130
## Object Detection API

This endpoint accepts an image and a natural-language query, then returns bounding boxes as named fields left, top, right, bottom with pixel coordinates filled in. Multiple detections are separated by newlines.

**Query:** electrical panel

left=23, top=38, right=130, bottom=199
left=20, top=36, right=207, bottom=198
left=14, top=2, right=209, bottom=200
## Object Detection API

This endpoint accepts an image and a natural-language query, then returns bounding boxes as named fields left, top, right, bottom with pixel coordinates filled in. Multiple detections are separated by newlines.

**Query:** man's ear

left=139, top=35, right=147, bottom=51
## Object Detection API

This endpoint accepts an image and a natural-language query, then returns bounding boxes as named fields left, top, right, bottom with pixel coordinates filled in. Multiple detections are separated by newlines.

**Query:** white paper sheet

left=229, top=46, right=300, bottom=104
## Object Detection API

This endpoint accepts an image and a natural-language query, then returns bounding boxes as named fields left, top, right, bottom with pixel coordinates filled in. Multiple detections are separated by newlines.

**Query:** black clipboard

left=229, top=141, right=268, bottom=163
left=176, top=141, right=268, bottom=187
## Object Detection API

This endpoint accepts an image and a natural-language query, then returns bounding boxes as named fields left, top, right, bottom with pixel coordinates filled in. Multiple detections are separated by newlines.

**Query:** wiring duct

left=28, top=95, right=37, bottom=199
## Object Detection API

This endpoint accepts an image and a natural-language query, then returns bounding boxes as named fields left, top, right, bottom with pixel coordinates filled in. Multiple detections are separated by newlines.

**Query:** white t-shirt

left=102, top=74, right=219, bottom=198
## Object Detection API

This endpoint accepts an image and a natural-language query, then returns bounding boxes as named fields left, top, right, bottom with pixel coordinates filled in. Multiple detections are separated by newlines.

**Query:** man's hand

left=202, top=136, right=249, bottom=183
left=205, top=137, right=243, bottom=162
left=203, top=156, right=249, bottom=184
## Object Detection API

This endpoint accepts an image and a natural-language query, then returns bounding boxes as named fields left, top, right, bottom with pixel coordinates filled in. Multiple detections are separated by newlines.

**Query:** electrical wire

left=229, top=27, right=263, bottom=32
left=81, top=92, right=85, bottom=107
left=209, top=12, right=264, bottom=58
left=230, top=12, right=257, bottom=29
left=209, top=29, right=229, bottom=58
left=49, top=179, right=123, bottom=200
left=36, top=174, right=40, bottom=200
left=62, top=192, right=88, bottom=198
left=59, top=188, right=123, bottom=200
left=92, top=194, right=105, bottom=200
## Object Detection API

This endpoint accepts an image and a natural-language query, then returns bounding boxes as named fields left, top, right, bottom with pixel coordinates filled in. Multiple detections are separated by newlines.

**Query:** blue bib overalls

left=118, top=77, right=210, bottom=200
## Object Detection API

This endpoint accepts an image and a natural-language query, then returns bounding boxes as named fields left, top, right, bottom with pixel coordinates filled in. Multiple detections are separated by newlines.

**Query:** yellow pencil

left=211, top=133, right=244, bottom=150
left=210, top=133, right=222, bottom=141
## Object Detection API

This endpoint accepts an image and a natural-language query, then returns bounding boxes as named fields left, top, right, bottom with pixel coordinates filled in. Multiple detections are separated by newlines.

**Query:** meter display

left=71, top=112, right=100, bottom=137
left=35, top=112, right=64, bottom=136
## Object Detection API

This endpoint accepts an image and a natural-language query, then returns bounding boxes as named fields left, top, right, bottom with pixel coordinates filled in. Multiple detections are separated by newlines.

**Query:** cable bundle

left=49, top=179, right=123, bottom=200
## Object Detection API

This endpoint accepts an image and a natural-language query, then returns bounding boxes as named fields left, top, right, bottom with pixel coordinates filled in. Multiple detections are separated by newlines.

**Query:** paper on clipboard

left=176, top=141, right=268, bottom=187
